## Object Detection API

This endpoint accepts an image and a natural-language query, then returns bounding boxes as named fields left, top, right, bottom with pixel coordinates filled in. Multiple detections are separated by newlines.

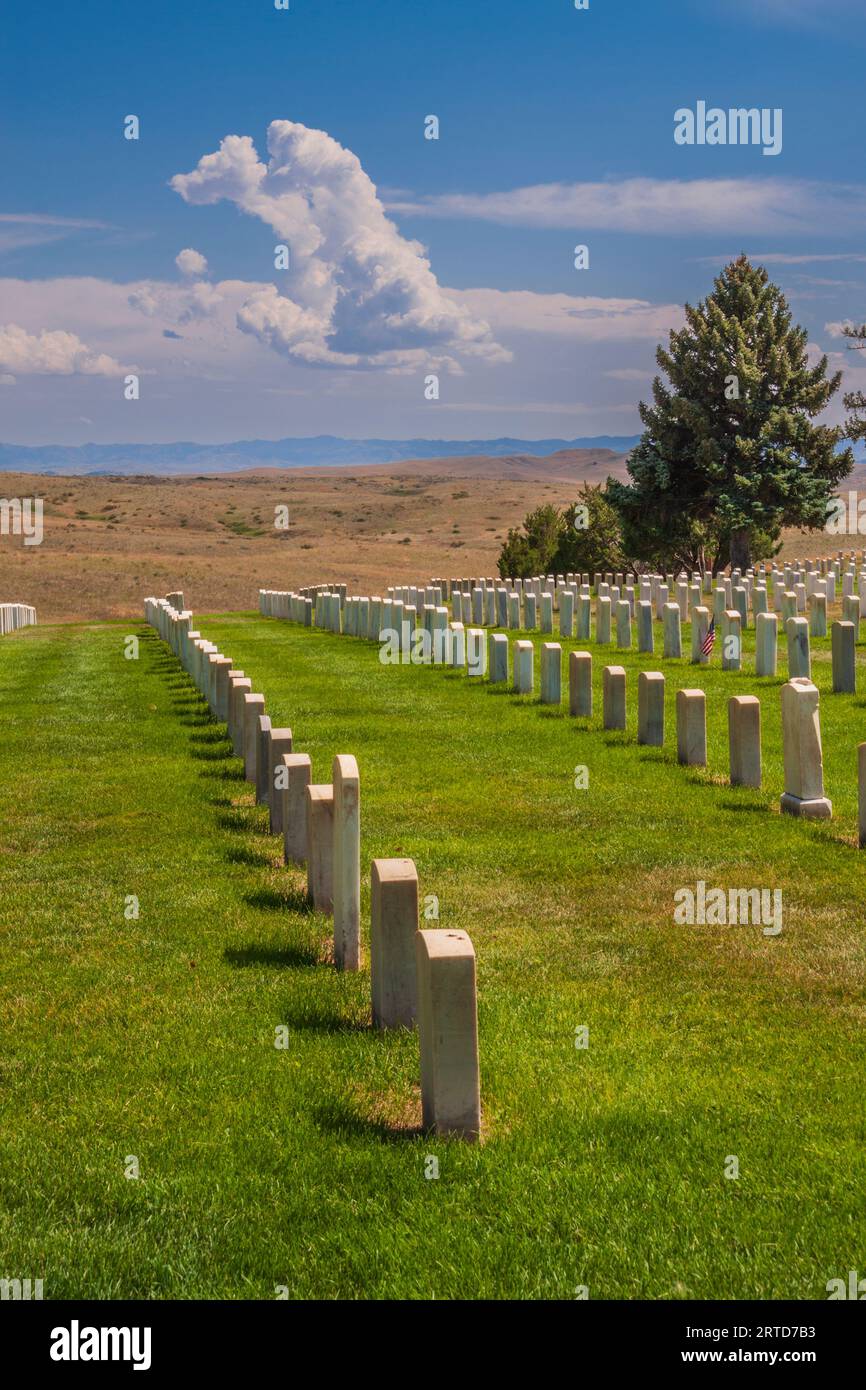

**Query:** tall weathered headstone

left=786, top=616, right=811, bottom=679
left=780, top=678, right=832, bottom=818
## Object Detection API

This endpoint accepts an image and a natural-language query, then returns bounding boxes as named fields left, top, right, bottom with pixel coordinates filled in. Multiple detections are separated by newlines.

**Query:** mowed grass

left=1, top=607, right=865, bottom=1300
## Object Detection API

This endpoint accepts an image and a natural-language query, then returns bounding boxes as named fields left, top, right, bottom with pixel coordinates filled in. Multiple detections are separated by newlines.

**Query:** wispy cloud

left=448, top=289, right=683, bottom=342
left=387, top=179, right=866, bottom=237
left=0, top=213, right=115, bottom=254
left=605, top=367, right=655, bottom=382
left=717, top=0, right=864, bottom=30
left=695, top=252, right=866, bottom=266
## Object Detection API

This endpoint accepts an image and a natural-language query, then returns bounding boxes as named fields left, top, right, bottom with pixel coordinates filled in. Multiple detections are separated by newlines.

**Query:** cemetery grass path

left=0, top=613, right=864, bottom=1299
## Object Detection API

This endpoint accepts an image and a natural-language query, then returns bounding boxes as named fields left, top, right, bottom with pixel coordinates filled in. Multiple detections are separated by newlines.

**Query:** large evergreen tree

left=607, top=256, right=853, bottom=572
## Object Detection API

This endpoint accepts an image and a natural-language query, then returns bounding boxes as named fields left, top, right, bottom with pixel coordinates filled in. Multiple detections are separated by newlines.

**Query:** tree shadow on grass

left=311, top=1094, right=424, bottom=1143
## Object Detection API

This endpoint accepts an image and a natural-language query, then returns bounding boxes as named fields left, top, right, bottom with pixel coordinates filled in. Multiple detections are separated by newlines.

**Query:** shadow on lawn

left=224, top=939, right=322, bottom=969
left=278, top=1002, right=369, bottom=1036
left=312, top=1095, right=424, bottom=1143
left=718, top=799, right=771, bottom=814
left=243, top=884, right=313, bottom=914
left=200, top=765, right=246, bottom=782
left=190, top=744, right=234, bottom=761
left=217, top=808, right=263, bottom=833
left=602, top=732, right=631, bottom=747
left=226, top=844, right=276, bottom=868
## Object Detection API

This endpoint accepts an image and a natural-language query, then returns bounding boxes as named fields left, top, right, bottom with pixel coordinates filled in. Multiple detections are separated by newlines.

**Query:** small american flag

left=701, top=617, right=716, bottom=657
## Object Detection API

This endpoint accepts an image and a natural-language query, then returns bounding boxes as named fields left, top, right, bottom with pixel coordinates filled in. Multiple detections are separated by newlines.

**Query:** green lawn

left=1, top=608, right=864, bottom=1299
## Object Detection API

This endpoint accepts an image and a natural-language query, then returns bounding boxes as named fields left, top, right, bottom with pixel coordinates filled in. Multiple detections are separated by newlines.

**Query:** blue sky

left=1, top=0, right=864, bottom=444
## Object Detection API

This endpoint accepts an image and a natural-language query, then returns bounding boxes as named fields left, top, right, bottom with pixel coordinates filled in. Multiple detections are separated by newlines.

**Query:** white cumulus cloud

left=0, top=323, right=126, bottom=377
left=170, top=120, right=509, bottom=370
left=175, top=247, right=209, bottom=277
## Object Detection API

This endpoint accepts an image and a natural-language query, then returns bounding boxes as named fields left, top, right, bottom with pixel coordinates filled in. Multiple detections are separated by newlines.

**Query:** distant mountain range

left=0, top=435, right=641, bottom=476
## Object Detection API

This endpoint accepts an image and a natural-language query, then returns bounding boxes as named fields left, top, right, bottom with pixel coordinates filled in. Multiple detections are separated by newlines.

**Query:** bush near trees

left=496, top=486, right=626, bottom=578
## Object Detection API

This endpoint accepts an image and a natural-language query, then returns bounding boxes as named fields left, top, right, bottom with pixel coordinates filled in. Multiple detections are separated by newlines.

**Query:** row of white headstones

left=0, top=604, right=36, bottom=635
left=145, top=592, right=482, bottom=1142
left=259, top=547, right=865, bottom=690
left=257, top=555, right=866, bottom=838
